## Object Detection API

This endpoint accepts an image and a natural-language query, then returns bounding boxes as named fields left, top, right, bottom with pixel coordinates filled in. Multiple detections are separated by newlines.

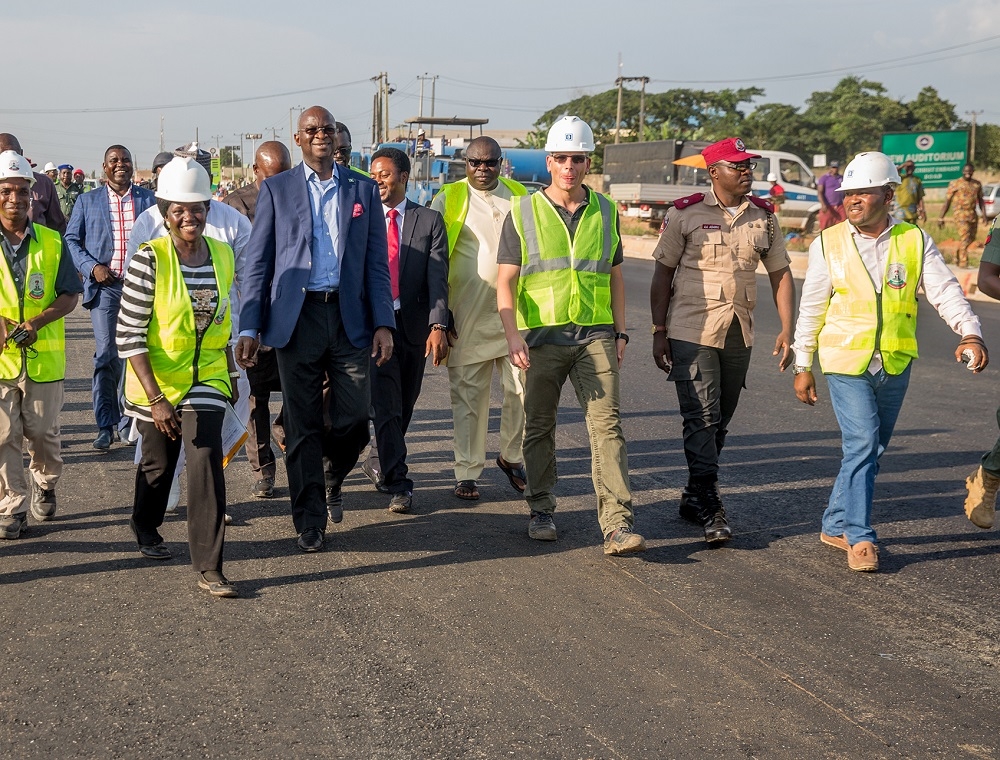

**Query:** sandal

left=198, top=572, right=239, bottom=598
left=454, top=480, right=480, bottom=500
left=496, top=457, right=527, bottom=493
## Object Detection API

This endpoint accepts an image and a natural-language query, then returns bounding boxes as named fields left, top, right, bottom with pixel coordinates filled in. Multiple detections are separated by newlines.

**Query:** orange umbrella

left=673, top=154, right=707, bottom=169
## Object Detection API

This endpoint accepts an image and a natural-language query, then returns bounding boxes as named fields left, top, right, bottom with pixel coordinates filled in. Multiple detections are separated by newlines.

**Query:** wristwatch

left=615, top=332, right=630, bottom=344
left=651, top=324, right=667, bottom=335
left=792, top=365, right=812, bottom=375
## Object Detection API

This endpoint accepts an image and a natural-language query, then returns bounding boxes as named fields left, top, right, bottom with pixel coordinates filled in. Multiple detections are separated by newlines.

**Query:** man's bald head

left=298, top=106, right=335, bottom=131
left=465, top=136, right=503, bottom=191
left=254, top=141, right=292, bottom=185
left=0, top=133, right=23, bottom=155
left=467, top=136, right=501, bottom=156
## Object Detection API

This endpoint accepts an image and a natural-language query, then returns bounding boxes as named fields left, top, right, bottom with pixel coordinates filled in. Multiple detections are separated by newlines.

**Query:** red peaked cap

left=701, top=137, right=761, bottom=166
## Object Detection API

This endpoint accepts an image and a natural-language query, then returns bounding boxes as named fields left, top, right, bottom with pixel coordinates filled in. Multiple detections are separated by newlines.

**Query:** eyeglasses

left=550, top=155, right=588, bottom=165
left=298, top=125, right=337, bottom=138
left=717, top=161, right=757, bottom=173
left=333, top=146, right=352, bottom=157
left=467, top=158, right=501, bottom=168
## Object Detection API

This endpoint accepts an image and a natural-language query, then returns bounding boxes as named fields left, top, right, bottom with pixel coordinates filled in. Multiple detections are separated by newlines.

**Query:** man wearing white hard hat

left=497, top=115, right=645, bottom=556
left=789, top=151, right=987, bottom=572
left=43, top=163, right=58, bottom=183
left=0, top=151, right=82, bottom=539
left=0, top=134, right=66, bottom=235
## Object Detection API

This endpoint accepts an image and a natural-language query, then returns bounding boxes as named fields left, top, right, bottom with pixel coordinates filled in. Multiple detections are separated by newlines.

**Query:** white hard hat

left=0, top=151, right=37, bottom=186
left=43, top=162, right=57, bottom=173
left=155, top=156, right=212, bottom=203
left=839, top=151, right=901, bottom=192
left=544, top=115, right=595, bottom=153
left=767, top=172, right=777, bottom=182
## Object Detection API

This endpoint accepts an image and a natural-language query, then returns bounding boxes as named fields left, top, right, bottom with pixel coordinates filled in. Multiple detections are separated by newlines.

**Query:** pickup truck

left=604, top=140, right=822, bottom=233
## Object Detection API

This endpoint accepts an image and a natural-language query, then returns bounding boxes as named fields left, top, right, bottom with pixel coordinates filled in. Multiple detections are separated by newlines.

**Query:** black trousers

left=367, top=335, right=426, bottom=494
left=245, top=348, right=282, bottom=480
left=668, top=319, right=752, bottom=484
left=275, top=297, right=370, bottom=534
left=132, top=410, right=226, bottom=573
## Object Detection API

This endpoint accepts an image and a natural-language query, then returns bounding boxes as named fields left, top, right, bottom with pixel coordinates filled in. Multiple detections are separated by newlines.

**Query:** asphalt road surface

left=2, top=258, right=999, bottom=759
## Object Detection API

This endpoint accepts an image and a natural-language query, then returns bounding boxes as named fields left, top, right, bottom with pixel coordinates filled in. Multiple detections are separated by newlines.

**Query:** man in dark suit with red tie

left=363, top=148, right=449, bottom=513
left=236, top=106, right=395, bottom=553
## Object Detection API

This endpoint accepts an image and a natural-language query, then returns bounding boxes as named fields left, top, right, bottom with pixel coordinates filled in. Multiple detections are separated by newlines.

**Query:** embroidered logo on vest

left=886, top=262, right=907, bottom=290
left=27, top=272, right=44, bottom=300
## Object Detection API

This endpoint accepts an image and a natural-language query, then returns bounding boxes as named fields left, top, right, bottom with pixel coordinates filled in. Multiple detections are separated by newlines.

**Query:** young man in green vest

left=497, top=116, right=645, bottom=556
left=431, top=136, right=528, bottom=501
left=0, top=151, right=82, bottom=539
left=789, top=151, right=987, bottom=572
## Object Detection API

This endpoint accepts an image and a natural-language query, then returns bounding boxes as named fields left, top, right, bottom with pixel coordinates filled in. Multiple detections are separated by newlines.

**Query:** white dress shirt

left=792, top=217, right=983, bottom=373
left=382, top=198, right=406, bottom=311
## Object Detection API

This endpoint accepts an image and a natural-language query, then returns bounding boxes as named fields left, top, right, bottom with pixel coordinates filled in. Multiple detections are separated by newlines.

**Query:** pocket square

left=352, top=202, right=364, bottom=218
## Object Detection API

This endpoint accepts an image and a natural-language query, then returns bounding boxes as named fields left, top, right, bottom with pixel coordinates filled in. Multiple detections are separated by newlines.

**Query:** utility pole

left=211, top=134, right=222, bottom=154
left=234, top=133, right=244, bottom=181
left=159, top=115, right=164, bottom=152
left=966, top=110, right=984, bottom=162
left=245, top=133, right=263, bottom=170
left=615, top=55, right=623, bottom=144
left=615, top=75, right=650, bottom=143
left=429, top=74, right=438, bottom=137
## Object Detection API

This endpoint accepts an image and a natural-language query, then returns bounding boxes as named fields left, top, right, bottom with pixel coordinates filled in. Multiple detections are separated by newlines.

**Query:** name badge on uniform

left=214, top=297, right=230, bottom=324
left=701, top=224, right=721, bottom=230
left=27, top=273, right=44, bottom=300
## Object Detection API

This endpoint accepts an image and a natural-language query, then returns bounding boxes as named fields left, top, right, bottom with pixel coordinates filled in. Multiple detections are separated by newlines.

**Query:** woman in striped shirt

left=116, top=157, right=240, bottom=598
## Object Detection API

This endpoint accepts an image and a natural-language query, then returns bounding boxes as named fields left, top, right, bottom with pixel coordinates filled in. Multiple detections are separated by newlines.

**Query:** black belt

left=304, top=290, right=339, bottom=303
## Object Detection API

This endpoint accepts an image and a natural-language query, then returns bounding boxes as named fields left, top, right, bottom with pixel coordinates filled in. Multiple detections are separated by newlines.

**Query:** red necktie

left=387, top=208, right=400, bottom=300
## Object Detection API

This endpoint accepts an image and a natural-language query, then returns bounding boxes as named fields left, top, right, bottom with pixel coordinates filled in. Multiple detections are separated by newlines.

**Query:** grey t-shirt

left=497, top=186, right=623, bottom=347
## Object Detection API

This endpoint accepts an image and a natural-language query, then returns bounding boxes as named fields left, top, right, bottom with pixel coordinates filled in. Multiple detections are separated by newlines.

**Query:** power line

left=0, top=79, right=372, bottom=116
left=651, top=34, right=1000, bottom=86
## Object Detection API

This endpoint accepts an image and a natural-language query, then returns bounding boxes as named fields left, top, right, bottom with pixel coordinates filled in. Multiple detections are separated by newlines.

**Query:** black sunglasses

left=299, top=125, right=337, bottom=138
left=467, top=158, right=501, bottom=168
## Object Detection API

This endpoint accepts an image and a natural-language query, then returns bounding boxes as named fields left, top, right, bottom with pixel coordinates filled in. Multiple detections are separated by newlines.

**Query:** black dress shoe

left=388, top=491, right=412, bottom=514
left=139, top=543, right=173, bottom=560
left=362, top=460, right=389, bottom=494
left=325, top=487, right=343, bottom=524
left=252, top=477, right=275, bottom=498
left=93, top=429, right=113, bottom=451
left=297, top=527, right=325, bottom=552
left=679, top=483, right=732, bottom=543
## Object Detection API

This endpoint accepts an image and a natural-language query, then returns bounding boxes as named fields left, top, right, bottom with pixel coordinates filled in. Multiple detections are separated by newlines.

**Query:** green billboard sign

left=210, top=157, right=221, bottom=189
left=880, top=130, right=968, bottom=188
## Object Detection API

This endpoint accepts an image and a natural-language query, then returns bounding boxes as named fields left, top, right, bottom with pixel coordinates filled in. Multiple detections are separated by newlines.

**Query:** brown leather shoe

left=820, top=532, right=849, bottom=551
left=847, top=541, right=879, bottom=572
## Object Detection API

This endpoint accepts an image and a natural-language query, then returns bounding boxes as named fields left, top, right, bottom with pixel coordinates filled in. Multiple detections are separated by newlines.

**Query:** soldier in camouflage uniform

left=939, top=163, right=985, bottom=268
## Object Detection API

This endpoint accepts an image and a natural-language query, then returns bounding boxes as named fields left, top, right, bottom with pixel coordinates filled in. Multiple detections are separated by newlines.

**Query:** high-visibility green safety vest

left=438, top=177, right=528, bottom=254
left=0, top=224, right=67, bottom=383
left=124, top=236, right=235, bottom=406
left=818, top=221, right=924, bottom=376
left=509, top=188, right=618, bottom=330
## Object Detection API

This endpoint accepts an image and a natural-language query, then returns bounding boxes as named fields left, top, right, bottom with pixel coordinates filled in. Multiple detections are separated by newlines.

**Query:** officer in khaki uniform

left=650, top=137, right=795, bottom=543
left=0, top=151, right=82, bottom=539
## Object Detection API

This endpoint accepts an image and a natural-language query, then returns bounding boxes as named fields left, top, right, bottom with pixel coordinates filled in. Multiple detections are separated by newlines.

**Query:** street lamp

left=245, top=133, right=262, bottom=179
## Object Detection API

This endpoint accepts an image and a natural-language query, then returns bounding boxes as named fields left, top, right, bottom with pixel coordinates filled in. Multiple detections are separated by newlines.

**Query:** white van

left=750, top=150, right=822, bottom=234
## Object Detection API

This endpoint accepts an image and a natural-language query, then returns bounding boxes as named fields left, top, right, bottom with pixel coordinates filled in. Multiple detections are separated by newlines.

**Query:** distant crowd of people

left=1, top=112, right=998, bottom=600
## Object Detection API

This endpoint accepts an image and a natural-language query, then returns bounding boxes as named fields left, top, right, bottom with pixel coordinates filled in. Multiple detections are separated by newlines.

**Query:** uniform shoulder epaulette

left=672, top=193, right=705, bottom=210
left=747, top=195, right=774, bottom=213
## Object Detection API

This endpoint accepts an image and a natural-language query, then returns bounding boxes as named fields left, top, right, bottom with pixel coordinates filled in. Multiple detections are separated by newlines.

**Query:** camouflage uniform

left=945, top=176, right=983, bottom=267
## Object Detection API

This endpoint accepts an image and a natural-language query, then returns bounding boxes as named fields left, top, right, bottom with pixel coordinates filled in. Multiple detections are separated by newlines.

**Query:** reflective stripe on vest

left=817, top=221, right=924, bottom=376
left=439, top=177, right=528, bottom=255
left=0, top=224, right=67, bottom=382
left=124, top=236, right=235, bottom=406
left=510, top=188, right=618, bottom=329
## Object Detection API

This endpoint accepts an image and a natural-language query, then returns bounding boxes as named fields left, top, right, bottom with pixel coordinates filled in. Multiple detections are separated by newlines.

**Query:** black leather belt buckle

left=306, top=290, right=338, bottom=303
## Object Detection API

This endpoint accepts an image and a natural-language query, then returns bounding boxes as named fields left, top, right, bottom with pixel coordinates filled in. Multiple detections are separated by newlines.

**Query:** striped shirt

left=108, top=185, right=135, bottom=276
left=117, top=243, right=229, bottom=422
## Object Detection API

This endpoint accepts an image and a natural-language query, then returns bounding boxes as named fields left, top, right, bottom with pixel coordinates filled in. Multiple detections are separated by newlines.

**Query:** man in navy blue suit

left=237, top=106, right=395, bottom=553
left=65, top=145, right=155, bottom=451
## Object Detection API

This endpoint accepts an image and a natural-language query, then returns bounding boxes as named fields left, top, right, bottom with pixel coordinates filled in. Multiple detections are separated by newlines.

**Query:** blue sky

left=5, top=0, right=998, bottom=172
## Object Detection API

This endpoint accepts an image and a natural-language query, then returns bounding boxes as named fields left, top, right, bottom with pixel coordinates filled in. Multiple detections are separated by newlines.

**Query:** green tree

left=742, top=103, right=818, bottom=157
left=905, top=86, right=959, bottom=131
left=974, top=123, right=1000, bottom=170
left=803, top=76, right=909, bottom=158
left=219, top=146, right=241, bottom=169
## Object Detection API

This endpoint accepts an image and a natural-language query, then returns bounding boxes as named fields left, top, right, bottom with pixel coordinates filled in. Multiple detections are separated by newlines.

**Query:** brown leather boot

left=965, top=466, right=999, bottom=529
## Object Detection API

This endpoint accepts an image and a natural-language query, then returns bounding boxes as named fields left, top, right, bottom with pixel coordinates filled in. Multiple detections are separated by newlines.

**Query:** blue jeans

left=823, top=365, right=911, bottom=546
left=90, top=283, right=124, bottom=432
